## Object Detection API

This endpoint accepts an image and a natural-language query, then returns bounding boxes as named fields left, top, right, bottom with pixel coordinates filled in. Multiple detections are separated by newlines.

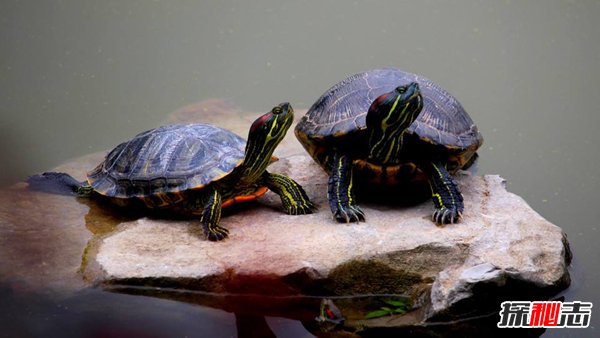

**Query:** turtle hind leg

left=192, top=186, right=228, bottom=241
left=328, top=153, right=365, bottom=223
left=262, top=171, right=316, bottom=215
left=427, top=162, right=464, bottom=224
left=27, top=172, right=93, bottom=197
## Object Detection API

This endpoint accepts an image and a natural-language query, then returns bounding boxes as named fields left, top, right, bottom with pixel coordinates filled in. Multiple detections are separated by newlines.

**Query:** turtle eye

left=272, top=107, right=282, bottom=114
left=397, top=87, right=406, bottom=94
left=447, top=160, right=459, bottom=171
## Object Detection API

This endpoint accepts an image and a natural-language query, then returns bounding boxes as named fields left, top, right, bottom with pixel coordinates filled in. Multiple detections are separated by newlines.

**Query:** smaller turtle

left=295, top=69, right=483, bottom=224
left=29, top=103, right=315, bottom=241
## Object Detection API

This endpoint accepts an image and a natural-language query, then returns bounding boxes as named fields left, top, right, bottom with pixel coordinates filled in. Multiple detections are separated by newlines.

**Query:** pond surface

left=1, top=1, right=599, bottom=337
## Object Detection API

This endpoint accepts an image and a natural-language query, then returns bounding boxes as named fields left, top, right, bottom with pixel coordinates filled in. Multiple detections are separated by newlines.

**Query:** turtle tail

left=27, top=172, right=93, bottom=197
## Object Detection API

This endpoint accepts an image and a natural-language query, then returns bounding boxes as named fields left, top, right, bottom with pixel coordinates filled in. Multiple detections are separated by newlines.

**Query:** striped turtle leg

left=193, top=186, right=229, bottom=241
left=328, top=153, right=365, bottom=223
left=427, top=161, right=464, bottom=224
left=262, top=172, right=316, bottom=215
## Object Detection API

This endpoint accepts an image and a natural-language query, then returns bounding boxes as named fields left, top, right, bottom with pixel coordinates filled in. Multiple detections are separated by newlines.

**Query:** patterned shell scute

left=88, top=124, right=246, bottom=198
left=298, top=68, right=482, bottom=148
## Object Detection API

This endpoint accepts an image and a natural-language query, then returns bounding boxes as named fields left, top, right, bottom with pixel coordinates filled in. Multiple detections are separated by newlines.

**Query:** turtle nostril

left=275, top=102, right=291, bottom=115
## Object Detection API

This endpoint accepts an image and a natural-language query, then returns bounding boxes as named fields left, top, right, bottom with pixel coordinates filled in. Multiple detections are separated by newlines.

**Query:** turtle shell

left=296, top=68, right=482, bottom=150
left=87, top=124, right=246, bottom=198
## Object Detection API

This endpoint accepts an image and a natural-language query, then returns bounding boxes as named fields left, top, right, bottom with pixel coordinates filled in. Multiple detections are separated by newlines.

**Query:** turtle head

left=247, top=102, right=294, bottom=151
left=242, top=102, right=294, bottom=181
left=367, top=82, right=423, bottom=164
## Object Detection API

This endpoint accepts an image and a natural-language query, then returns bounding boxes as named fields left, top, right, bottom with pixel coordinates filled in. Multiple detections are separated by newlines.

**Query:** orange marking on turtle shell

left=221, top=186, right=269, bottom=208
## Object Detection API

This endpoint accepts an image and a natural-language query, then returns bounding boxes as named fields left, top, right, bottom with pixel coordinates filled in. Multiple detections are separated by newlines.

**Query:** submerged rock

left=0, top=99, right=571, bottom=328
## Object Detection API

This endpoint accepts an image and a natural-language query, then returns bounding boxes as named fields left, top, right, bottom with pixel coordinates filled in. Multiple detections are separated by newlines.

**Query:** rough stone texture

left=0, top=99, right=571, bottom=325
left=88, top=156, right=570, bottom=323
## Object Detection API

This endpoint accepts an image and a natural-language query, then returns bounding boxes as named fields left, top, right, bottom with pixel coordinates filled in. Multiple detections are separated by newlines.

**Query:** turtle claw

left=334, top=205, right=365, bottom=223
left=300, top=202, right=318, bottom=215
left=432, top=207, right=462, bottom=225
left=206, top=225, right=229, bottom=242
left=286, top=200, right=317, bottom=216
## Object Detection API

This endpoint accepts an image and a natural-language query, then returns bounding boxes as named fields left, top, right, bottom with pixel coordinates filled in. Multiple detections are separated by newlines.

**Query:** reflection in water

left=100, top=284, right=549, bottom=337
left=0, top=280, right=549, bottom=337
left=0, top=284, right=237, bottom=338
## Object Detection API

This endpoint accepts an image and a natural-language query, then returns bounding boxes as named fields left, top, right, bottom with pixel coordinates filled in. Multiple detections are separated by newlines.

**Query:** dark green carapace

left=295, top=68, right=483, bottom=224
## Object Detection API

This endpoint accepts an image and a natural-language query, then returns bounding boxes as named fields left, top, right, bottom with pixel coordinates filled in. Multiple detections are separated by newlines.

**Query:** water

left=1, top=0, right=599, bottom=336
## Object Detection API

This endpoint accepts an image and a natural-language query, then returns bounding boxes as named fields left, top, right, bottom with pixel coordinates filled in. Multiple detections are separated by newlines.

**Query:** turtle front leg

left=427, top=161, right=464, bottom=224
left=262, top=171, right=316, bottom=215
left=192, top=186, right=229, bottom=241
left=328, top=153, right=365, bottom=223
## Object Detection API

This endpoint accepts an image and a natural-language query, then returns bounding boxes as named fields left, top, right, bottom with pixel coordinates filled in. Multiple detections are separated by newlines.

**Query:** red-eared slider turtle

left=29, top=103, right=315, bottom=241
left=295, top=68, right=483, bottom=224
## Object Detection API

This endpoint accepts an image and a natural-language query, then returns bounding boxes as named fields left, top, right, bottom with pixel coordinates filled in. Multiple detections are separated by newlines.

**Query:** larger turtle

left=295, top=68, right=483, bottom=224
left=29, top=102, right=315, bottom=241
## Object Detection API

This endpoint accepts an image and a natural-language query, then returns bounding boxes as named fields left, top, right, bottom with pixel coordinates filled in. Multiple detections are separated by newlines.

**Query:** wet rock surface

left=0, top=100, right=571, bottom=327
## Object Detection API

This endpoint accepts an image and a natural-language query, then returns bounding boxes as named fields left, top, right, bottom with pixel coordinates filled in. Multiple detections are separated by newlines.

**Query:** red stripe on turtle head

left=250, top=112, right=273, bottom=134
left=370, top=92, right=393, bottom=111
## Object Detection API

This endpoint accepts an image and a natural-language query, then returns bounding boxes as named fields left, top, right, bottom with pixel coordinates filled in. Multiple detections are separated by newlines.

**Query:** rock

left=0, top=182, right=92, bottom=291
left=86, top=154, right=571, bottom=324
left=0, top=99, right=571, bottom=328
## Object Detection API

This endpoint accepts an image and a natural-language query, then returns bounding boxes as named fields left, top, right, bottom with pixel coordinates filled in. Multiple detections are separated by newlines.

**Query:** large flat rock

left=87, top=154, right=570, bottom=323
left=1, top=99, right=571, bottom=327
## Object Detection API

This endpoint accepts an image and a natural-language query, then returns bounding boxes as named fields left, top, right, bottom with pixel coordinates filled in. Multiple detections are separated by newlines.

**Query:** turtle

left=295, top=68, right=483, bottom=224
left=29, top=102, right=316, bottom=241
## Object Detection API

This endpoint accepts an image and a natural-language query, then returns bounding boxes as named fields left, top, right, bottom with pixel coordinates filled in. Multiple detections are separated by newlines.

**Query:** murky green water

left=1, top=1, right=599, bottom=337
